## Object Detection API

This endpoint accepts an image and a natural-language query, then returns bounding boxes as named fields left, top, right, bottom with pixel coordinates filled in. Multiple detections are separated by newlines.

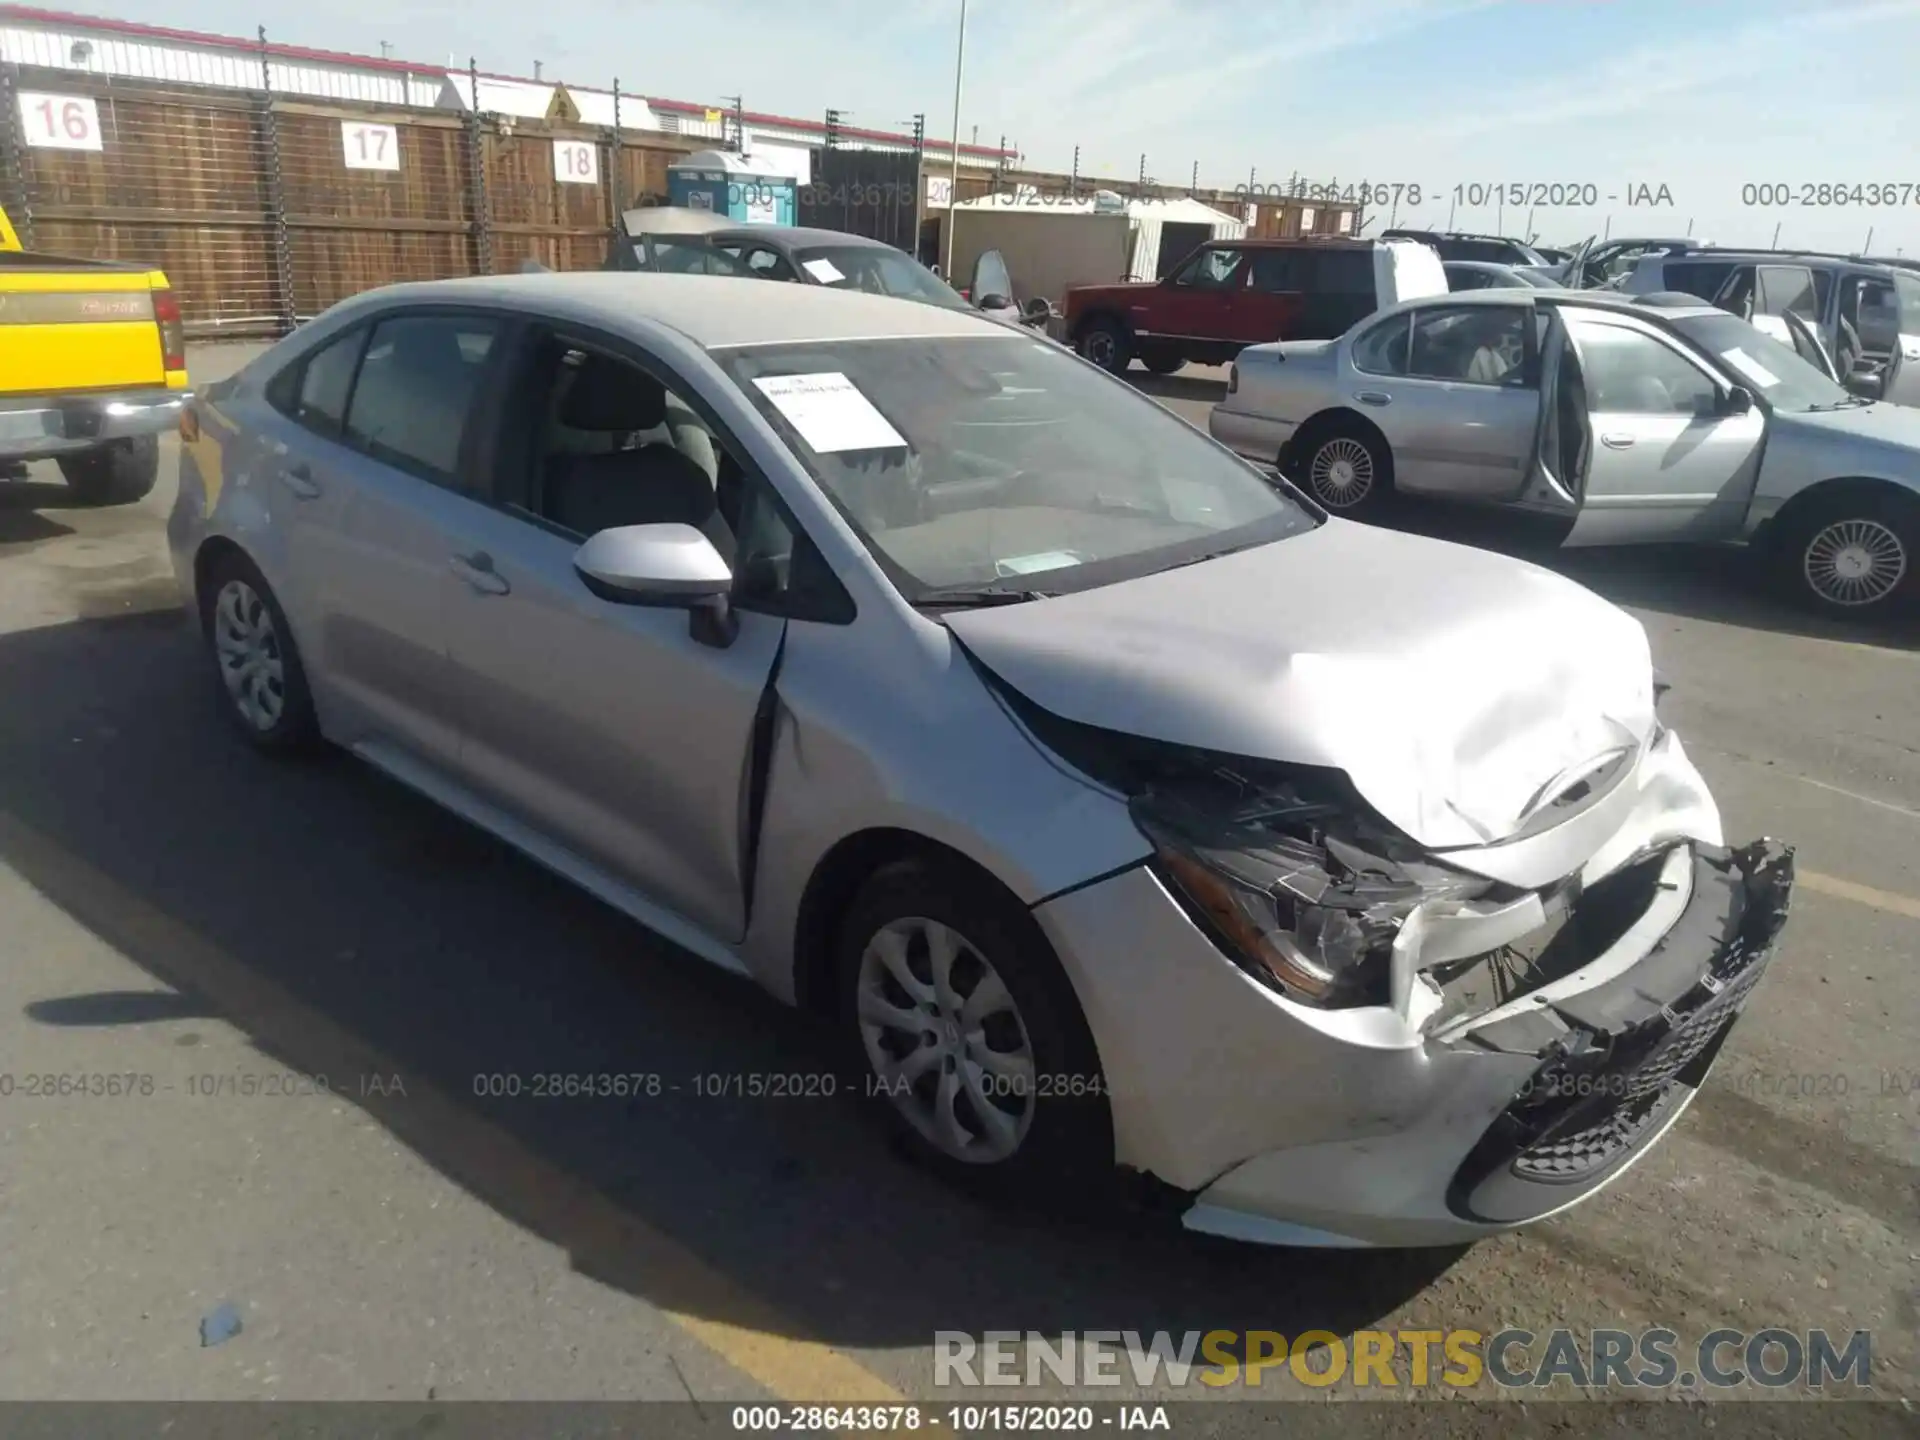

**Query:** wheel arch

left=791, top=826, right=1048, bottom=1021
left=1069, top=307, right=1132, bottom=345
left=1282, top=405, right=1394, bottom=482
left=192, top=534, right=254, bottom=624
left=1754, top=474, right=1920, bottom=554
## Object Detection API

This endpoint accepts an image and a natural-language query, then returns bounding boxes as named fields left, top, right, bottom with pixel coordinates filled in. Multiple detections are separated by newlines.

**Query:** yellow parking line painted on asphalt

left=1799, top=868, right=1920, bottom=923
left=0, top=811, right=904, bottom=1407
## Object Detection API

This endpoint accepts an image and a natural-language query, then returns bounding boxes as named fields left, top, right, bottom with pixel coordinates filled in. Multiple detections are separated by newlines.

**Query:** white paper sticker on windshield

left=753, top=372, right=906, bottom=453
left=801, top=257, right=845, bottom=284
left=1722, top=347, right=1780, bottom=388
left=996, top=551, right=1081, bottom=576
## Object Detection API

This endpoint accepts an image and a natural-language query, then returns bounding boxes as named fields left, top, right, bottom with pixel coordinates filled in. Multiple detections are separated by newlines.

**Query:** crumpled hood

left=947, top=520, right=1658, bottom=851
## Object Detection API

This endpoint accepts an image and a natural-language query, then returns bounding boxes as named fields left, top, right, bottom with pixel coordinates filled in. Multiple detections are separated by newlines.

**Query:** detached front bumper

left=1034, top=834, right=1793, bottom=1249
left=0, top=387, right=187, bottom=462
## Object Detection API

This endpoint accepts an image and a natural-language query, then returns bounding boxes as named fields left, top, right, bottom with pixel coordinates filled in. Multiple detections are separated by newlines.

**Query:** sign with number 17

left=340, top=121, right=400, bottom=172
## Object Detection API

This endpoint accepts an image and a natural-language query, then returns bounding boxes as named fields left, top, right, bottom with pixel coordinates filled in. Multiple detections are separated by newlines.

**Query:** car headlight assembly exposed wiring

left=1131, top=765, right=1495, bottom=1009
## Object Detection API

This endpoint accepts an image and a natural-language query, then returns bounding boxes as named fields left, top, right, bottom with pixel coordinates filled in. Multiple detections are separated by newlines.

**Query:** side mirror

left=573, top=523, right=737, bottom=646
left=1721, top=386, right=1754, bottom=415
left=1020, top=296, right=1052, bottom=323
left=975, top=292, right=1011, bottom=311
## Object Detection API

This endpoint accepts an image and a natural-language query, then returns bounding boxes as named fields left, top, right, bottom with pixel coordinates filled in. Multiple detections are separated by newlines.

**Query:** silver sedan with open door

left=1211, top=288, right=1920, bottom=617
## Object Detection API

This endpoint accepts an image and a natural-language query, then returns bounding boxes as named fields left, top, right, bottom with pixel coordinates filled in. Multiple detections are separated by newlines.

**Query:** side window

left=1446, top=266, right=1489, bottom=291
left=1248, top=250, right=1303, bottom=293
left=1715, top=265, right=1757, bottom=319
left=1351, top=314, right=1411, bottom=375
left=1892, top=273, right=1920, bottom=332
left=343, top=313, right=500, bottom=487
left=742, top=247, right=798, bottom=281
left=1570, top=322, right=1720, bottom=417
left=1175, top=248, right=1244, bottom=289
left=1661, top=261, right=1735, bottom=300
left=517, top=339, right=851, bottom=620
left=265, top=327, right=364, bottom=436
left=1756, top=266, right=1818, bottom=320
left=1408, top=306, right=1528, bottom=385
left=1309, top=249, right=1377, bottom=297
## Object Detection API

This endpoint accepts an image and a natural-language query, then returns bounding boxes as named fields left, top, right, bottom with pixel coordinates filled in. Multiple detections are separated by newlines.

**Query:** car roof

left=1371, top=287, right=1723, bottom=323
left=338, top=271, right=1004, bottom=349
left=709, top=225, right=896, bottom=250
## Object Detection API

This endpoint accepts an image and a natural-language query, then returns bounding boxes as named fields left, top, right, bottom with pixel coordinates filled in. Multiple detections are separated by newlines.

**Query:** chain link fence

left=0, top=62, right=697, bottom=337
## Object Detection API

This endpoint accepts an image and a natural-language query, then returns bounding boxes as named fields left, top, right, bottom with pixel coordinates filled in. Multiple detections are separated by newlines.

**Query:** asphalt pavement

left=0, top=345, right=1913, bottom=1423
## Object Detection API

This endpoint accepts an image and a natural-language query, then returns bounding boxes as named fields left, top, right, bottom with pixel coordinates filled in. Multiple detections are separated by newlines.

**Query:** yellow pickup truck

left=0, top=203, right=190, bottom=505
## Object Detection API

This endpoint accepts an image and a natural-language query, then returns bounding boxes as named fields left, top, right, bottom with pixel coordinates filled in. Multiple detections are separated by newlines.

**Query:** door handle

left=1600, top=433, right=1636, bottom=449
left=1354, top=390, right=1392, bottom=406
left=449, top=551, right=511, bottom=596
left=279, top=462, right=321, bottom=499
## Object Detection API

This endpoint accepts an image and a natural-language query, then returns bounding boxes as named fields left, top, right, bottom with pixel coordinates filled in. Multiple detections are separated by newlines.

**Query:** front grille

left=1448, top=839, right=1794, bottom=1223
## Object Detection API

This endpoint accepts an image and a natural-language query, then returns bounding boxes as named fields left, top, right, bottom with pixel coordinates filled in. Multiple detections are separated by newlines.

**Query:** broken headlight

left=1132, top=766, right=1494, bottom=1008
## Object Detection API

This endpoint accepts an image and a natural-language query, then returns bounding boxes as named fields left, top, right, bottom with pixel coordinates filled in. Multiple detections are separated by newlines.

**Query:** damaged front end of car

left=1007, top=685, right=1795, bottom=1242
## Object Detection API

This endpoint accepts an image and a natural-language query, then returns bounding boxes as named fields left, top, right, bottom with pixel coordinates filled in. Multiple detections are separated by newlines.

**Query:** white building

left=0, top=5, right=1017, bottom=175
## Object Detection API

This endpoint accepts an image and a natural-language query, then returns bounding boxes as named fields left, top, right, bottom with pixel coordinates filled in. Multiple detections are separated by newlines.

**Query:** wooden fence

left=0, top=62, right=701, bottom=336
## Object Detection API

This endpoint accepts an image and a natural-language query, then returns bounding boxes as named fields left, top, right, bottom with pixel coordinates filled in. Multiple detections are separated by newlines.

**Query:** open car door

left=1544, top=309, right=1768, bottom=546
left=969, top=249, right=1021, bottom=322
left=1782, top=310, right=1838, bottom=381
left=1881, top=271, right=1920, bottom=407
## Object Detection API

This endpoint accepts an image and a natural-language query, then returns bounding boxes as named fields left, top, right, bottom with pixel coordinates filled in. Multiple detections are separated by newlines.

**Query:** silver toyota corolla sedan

left=1210, top=289, right=1920, bottom=618
left=169, top=274, right=1793, bottom=1248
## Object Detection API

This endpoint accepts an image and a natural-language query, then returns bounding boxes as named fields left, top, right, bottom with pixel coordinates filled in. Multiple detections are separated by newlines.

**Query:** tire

left=1298, top=421, right=1392, bottom=518
left=1076, top=316, right=1134, bottom=375
left=836, top=856, right=1113, bottom=1209
left=197, top=550, right=321, bottom=754
left=57, top=435, right=160, bottom=506
left=1141, top=350, right=1184, bottom=375
left=1771, top=489, right=1917, bottom=620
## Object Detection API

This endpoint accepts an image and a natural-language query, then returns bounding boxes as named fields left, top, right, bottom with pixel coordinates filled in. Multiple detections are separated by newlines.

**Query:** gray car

left=169, top=273, right=1792, bottom=1248
left=1211, top=288, right=1920, bottom=616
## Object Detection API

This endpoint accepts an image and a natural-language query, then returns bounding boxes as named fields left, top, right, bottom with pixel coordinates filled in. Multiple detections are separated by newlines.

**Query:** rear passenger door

left=261, top=309, right=506, bottom=768
left=1243, top=249, right=1306, bottom=343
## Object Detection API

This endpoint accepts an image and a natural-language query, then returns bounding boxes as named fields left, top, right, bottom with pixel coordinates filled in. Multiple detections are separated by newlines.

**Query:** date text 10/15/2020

left=1229, top=181, right=1676, bottom=209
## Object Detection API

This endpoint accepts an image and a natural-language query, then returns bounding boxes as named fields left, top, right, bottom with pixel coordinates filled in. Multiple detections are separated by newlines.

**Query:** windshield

left=794, top=245, right=971, bottom=309
left=720, top=335, right=1317, bottom=598
left=1672, top=312, right=1853, bottom=412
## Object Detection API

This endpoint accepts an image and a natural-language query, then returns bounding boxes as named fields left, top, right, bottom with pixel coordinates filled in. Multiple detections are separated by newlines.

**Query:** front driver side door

left=436, top=330, right=787, bottom=948
left=1559, top=313, right=1766, bottom=546
left=1140, top=247, right=1246, bottom=347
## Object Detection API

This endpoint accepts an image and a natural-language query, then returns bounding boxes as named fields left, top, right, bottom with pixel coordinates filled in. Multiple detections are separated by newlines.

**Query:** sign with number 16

left=18, top=92, right=103, bottom=151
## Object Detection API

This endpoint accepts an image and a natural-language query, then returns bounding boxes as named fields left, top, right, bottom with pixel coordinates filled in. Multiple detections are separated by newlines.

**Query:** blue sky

left=102, top=0, right=1920, bottom=252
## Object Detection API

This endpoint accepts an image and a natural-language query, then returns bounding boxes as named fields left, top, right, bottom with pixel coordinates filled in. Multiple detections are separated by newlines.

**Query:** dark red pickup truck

left=1062, top=237, right=1448, bottom=374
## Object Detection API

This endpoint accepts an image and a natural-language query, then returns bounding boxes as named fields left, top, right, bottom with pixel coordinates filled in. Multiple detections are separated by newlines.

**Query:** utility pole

left=824, top=109, right=845, bottom=148
left=1190, top=160, right=1197, bottom=197
left=721, top=95, right=744, bottom=151
left=1070, top=145, right=1079, bottom=197
left=943, top=0, right=967, bottom=278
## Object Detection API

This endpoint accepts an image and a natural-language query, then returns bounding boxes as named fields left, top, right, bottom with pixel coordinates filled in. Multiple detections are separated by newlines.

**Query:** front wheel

left=57, top=435, right=159, bottom=506
left=1773, top=491, right=1916, bottom=619
left=836, top=858, right=1113, bottom=1207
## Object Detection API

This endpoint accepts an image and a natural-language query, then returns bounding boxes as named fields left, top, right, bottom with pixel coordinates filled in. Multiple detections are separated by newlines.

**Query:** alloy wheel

left=856, top=916, right=1037, bottom=1164
left=212, top=578, right=287, bottom=731
left=1309, top=437, right=1375, bottom=509
left=1803, top=518, right=1907, bottom=607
